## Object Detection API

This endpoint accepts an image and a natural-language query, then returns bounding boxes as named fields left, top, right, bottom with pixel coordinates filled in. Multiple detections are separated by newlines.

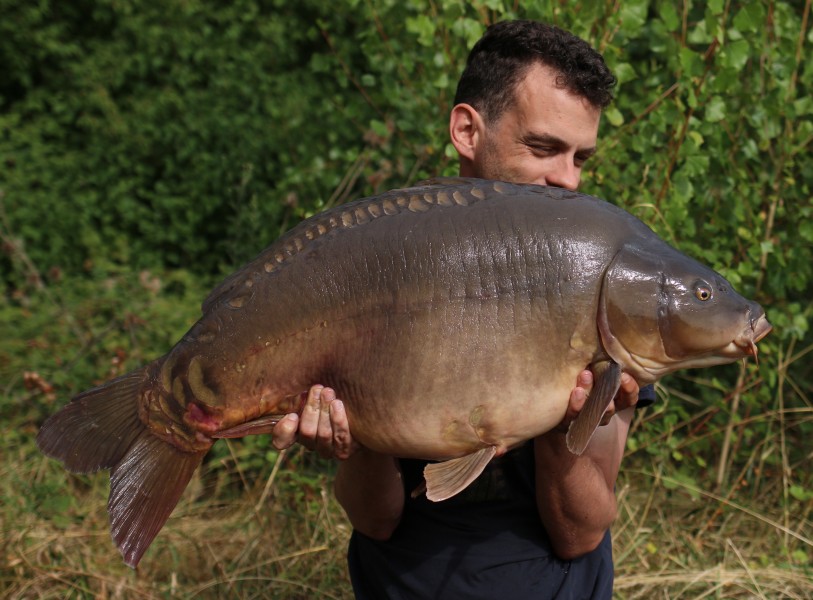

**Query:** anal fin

left=212, top=415, right=284, bottom=439
left=423, top=446, right=497, bottom=502
left=566, top=360, right=622, bottom=455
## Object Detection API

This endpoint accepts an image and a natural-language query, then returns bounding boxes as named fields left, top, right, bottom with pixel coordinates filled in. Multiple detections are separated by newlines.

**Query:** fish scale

left=37, top=177, right=771, bottom=567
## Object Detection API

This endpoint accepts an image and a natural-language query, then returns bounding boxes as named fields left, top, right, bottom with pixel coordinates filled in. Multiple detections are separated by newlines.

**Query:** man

left=273, top=20, right=655, bottom=598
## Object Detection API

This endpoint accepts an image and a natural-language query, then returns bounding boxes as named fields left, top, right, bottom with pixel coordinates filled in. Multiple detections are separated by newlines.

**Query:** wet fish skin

left=36, top=178, right=771, bottom=567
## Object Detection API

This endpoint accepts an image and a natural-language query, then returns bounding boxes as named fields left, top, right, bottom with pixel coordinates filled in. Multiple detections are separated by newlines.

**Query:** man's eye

left=531, top=146, right=555, bottom=155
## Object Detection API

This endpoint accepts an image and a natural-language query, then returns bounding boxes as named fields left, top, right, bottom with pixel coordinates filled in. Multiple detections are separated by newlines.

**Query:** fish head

left=597, top=244, right=772, bottom=383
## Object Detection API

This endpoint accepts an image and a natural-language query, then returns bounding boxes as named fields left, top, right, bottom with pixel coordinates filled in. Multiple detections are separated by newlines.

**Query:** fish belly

left=272, top=292, right=592, bottom=460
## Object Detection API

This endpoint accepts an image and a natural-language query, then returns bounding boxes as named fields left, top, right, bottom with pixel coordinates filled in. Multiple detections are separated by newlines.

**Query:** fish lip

left=751, top=314, right=772, bottom=343
left=732, top=313, right=772, bottom=357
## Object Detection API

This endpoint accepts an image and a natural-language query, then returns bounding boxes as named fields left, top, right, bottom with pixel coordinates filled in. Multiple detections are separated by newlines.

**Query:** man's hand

left=271, top=385, right=402, bottom=538
left=555, top=369, right=640, bottom=432
left=271, top=385, right=359, bottom=460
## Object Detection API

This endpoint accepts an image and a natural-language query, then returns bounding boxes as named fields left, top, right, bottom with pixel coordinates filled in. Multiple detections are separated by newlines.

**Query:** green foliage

left=2, top=0, right=811, bottom=292
left=0, top=266, right=210, bottom=427
left=0, top=0, right=504, bottom=276
left=577, top=0, right=813, bottom=495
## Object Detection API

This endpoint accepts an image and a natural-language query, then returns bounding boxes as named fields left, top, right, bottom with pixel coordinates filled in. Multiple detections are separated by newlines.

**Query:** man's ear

left=449, top=103, right=484, bottom=162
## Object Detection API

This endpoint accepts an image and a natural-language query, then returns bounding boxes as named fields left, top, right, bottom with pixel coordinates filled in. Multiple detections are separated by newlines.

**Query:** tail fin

left=36, top=366, right=208, bottom=568
left=108, top=429, right=206, bottom=567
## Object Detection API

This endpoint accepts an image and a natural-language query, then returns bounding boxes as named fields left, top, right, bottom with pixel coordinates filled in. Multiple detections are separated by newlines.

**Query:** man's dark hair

left=453, top=20, right=617, bottom=123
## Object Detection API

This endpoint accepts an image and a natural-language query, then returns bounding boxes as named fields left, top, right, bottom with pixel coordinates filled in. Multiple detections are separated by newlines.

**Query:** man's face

left=471, top=63, right=602, bottom=191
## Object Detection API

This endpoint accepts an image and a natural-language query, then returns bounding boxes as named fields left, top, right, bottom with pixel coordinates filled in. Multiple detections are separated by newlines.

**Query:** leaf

left=370, top=119, right=390, bottom=139
left=680, top=47, right=704, bottom=78
left=618, top=0, right=649, bottom=35
left=721, top=39, right=751, bottom=71
left=605, top=106, right=624, bottom=127
left=658, top=1, right=680, bottom=31
left=688, top=17, right=713, bottom=44
left=733, top=3, right=766, bottom=33
left=707, top=0, right=725, bottom=14
left=790, top=485, right=813, bottom=501
left=705, top=95, right=726, bottom=122
left=433, top=72, right=449, bottom=89
left=451, top=17, right=484, bottom=46
left=613, top=62, right=638, bottom=86
left=406, top=15, right=437, bottom=47
left=680, top=155, right=710, bottom=177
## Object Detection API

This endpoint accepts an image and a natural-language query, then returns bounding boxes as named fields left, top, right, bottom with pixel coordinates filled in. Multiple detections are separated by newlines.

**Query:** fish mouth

left=733, top=313, right=772, bottom=359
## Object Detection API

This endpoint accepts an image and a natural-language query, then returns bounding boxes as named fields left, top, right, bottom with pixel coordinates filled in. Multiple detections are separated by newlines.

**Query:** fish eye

left=695, top=285, right=712, bottom=301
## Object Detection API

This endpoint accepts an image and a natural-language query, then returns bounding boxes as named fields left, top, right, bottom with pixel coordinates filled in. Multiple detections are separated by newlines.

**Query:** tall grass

left=3, top=442, right=352, bottom=599
left=4, top=433, right=811, bottom=598
left=613, top=356, right=813, bottom=599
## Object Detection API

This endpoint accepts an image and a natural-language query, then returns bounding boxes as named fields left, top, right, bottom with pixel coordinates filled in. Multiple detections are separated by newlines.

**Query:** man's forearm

left=533, top=408, right=633, bottom=559
left=334, top=448, right=405, bottom=541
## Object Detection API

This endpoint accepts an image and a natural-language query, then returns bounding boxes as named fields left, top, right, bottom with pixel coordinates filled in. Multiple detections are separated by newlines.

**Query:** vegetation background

left=1, top=0, right=811, bottom=597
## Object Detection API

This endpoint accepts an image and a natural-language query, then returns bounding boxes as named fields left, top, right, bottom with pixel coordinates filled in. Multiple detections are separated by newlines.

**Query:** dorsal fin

left=201, top=179, right=503, bottom=313
left=414, top=176, right=479, bottom=187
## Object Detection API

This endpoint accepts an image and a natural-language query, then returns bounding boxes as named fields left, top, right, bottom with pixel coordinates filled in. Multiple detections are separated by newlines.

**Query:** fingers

left=274, top=385, right=358, bottom=460
left=556, top=370, right=593, bottom=432
left=569, top=370, right=592, bottom=412
left=600, top=373, right=639, bottom=425
left=271, top=413, right=300, bottom=450
left=557, top=369, right=641, bottom=433
left=615, top=373, right=640, bottom=411
left=298, top=385, right=335, bottom=458
left=329, top=399, right=359, bottom=460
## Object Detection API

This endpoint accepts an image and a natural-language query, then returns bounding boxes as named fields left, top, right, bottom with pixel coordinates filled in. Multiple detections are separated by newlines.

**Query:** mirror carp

left=37, top=178, right=771, bottom=567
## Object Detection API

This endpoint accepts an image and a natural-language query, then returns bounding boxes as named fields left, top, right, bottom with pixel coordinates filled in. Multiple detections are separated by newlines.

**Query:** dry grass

left=613, top=473, right=813, bottom=599
left=2, top=445, right=355, bottom=599
left=4, top=435, right=812, bottom=599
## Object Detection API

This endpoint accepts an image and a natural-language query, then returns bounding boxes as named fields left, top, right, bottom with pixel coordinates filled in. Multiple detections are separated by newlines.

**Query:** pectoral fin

left=423, top=446, right=497, bottom=502
left=566, top=360, right=622, bottom=455
left=213, top=415, right=283, bottom=438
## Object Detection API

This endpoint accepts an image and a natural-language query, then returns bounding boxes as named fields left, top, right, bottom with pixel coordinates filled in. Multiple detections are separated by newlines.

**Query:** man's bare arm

left=533, top=371, right=638, bottom=559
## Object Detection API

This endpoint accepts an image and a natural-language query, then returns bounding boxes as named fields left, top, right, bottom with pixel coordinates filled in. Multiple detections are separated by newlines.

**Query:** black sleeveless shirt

left=347, top=442, right=613, bottom=599
left=346, top=386, right=655, bottom=599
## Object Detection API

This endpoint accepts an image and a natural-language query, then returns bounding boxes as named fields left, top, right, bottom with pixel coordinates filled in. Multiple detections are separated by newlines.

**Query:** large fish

left=37, top=178, right=770, bottom=567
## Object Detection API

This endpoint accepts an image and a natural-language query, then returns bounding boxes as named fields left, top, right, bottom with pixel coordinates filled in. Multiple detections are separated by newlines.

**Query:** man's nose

left=544, top=159, right=581, bottom=191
